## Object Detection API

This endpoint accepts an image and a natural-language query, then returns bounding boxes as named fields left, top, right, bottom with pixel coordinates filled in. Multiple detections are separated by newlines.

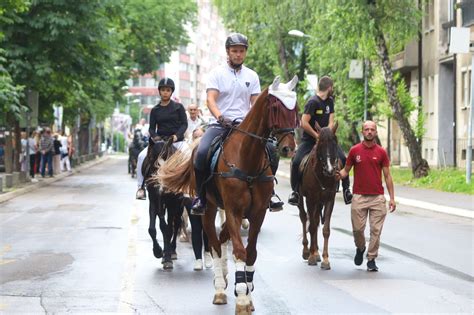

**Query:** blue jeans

left=41, top=151, right=53, bottom=177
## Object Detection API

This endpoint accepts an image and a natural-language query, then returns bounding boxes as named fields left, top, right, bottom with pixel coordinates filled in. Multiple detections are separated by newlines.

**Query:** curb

left=276, top=169, right=473, bottom=219
left=0, top=155, right=110, bottom=204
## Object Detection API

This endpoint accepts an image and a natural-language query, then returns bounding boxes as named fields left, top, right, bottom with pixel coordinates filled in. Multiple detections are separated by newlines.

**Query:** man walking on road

left=337, top=120, right=396, bottom=271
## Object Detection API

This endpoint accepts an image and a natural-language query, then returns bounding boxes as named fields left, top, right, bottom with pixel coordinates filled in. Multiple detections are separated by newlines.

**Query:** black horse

left=142, top=138, right=183, bottom=270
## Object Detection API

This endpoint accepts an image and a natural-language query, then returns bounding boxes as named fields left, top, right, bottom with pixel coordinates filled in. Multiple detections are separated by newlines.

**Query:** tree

left=213, top=0, right=313, bottom=86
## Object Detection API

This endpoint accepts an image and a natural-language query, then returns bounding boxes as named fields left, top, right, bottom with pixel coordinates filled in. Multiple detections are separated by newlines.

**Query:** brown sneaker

left=136, top=188, right=146, bottom=200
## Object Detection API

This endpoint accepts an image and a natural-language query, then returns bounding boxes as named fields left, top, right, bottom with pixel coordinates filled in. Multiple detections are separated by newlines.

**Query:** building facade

left=380, top=0, right=473, bottom=169
left=125, top=0, right=228, bottom=119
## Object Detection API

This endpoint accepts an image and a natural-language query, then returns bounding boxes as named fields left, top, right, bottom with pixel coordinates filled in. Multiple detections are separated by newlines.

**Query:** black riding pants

left=184, top=197, right=210, bottom=259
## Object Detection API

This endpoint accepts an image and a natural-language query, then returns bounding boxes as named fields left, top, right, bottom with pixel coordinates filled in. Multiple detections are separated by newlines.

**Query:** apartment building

left=126, top=0, right=228, bottom=118
left=380, top=0, right=473, bottom=169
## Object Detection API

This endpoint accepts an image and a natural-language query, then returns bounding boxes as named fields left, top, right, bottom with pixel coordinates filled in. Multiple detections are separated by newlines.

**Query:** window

left=132, top=77, right=139, bottom=87
left=461, top=0, right=474, bottom=26
left=462, top=69, right=471, bottom=108
left=424, top=0, right=434, bottom=31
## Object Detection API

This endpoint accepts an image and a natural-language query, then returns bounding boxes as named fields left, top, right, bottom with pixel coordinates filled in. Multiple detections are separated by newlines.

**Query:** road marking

left=117, top=200, right=140, bottom=313
left=386, top=194, right=474, bottom=219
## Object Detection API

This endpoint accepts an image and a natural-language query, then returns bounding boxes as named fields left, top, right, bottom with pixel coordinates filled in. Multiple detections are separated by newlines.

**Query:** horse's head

left=314, top=122, right=339, bottom=177
left=267, top=75, right=299, bottom=158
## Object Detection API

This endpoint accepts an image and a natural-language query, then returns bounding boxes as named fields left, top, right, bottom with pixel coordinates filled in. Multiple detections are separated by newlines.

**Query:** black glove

left=218, top=115, right=233, bottom=128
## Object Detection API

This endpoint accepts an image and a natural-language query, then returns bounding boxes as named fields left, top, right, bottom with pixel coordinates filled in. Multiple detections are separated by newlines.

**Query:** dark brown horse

left=297, top=123, right=339, bottom=270
left=143, top=138, right=183, bottom=270
left=157, top=76, right=298, bottom=314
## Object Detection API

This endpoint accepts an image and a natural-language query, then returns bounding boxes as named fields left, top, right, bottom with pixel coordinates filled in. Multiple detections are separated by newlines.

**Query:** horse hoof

left=316, top=255, right=322, bottom=262
left=321, top=261, right=331, bottom=270
left=308, top=255, right=318, bottom=266
left=250, top=300, right=255, bottom=311
left=163, top=261, right=173, bottom=270
left=153, top=247, right=163, bottom=259
left=213, top=293, right=227, bottom=305
left=235, top=303, right=252, bottom=315
left=302, top=250, right=310, bottom=260
left=171, top=252, right=178, bottom=260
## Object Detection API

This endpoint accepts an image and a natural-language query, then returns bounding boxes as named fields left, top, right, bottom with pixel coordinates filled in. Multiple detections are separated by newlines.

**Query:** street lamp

left=288, top=29, right=312, bottom=38
left=288, top=29, right=312, bottom=87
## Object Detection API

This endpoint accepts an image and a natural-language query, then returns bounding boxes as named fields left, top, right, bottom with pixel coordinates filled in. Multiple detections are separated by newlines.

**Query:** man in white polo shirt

left=191, top=33, right=263, bottom=215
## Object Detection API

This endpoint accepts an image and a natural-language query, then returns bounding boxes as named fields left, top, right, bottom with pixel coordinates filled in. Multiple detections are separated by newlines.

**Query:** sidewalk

left=277, top=159, right=473, bottom=219
left=0, top=155, right=110, bottom=204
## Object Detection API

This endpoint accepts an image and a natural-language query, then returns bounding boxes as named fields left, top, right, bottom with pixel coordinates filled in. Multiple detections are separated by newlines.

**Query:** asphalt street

left=0, top=155, right=472, bottom=314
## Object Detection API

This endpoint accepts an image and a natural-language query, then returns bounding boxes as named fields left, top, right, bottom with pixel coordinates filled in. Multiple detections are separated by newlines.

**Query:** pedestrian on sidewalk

left=59, top=132, right=71, bottom=172
left=288, top=76, right=353, bottom=206
left=39, top=128, right=54, bottom=177
left=27, top=131, right=38, bottom=178
left=337, top=120, right=396, bottom=272
left=53, top=133, right=62, bottom=175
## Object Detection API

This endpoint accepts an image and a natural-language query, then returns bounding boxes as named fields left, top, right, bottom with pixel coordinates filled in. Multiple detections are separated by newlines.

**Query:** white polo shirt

left=206, top=64, right=261, bottom=123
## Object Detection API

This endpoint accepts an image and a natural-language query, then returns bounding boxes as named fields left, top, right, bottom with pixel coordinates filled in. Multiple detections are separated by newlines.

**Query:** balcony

left=391, top=40, right=419, bottom=73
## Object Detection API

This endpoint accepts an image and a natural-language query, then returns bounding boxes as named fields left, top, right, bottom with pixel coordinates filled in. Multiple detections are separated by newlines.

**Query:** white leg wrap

left=246, top=265, right=255, bottom=292
left=212, top=248, right=226, bottom=291
left=221, top=242, right=228, bottom=277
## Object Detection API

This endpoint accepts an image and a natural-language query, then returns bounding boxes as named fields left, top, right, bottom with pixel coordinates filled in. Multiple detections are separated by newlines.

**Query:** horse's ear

left=332, top=121, right=339, bottom=134
left=288, top=75, right=298, bottom=91
left=314, top=121, right=322, bottom=133
left=271, top=76, right=281, bottom=90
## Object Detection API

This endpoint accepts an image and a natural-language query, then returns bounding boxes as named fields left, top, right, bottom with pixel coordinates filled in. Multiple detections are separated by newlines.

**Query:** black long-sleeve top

left=149, top=100, right=188, bottom=141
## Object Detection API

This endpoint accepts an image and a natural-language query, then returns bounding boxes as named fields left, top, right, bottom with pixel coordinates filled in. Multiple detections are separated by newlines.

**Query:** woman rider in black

left=136, top=78, right=188, bottom=199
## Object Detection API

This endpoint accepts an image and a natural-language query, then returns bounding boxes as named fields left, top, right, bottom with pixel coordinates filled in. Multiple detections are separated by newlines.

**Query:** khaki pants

left=351, top=194, right=387, bottom=260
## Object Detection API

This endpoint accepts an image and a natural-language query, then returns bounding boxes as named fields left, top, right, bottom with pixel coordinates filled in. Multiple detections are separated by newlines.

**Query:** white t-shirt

left=60, top=136, right=69, bottom=154
left=186, top=116, right=204, bottom=140
left=206, top=64, right=260, bottom=123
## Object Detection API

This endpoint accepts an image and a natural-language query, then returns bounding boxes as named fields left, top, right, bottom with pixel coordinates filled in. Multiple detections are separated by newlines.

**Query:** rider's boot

left=342, top=177, right=353, bottom=205
left=288, top=161, right=300, bottom=206
left=288, top=190, right=300, bottom=206
left=136, top=186, right=146, bottom=200
left=269, top=190, right=284, bottom=212
left=191, top=168, right=206, bottom=215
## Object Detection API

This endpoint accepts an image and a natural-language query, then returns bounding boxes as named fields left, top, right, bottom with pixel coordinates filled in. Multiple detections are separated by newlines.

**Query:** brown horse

left=157, top=76, right=298, bottom=314
left=297, top=123, right=339, bottom=270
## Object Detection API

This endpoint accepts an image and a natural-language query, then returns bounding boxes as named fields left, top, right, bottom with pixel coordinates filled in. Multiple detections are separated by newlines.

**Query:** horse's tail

left=154, top=145, right=197, bottom=196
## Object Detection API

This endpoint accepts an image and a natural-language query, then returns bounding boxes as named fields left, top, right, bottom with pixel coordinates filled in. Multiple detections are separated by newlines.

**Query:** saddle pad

left=298, top=153, right=311, bottom=176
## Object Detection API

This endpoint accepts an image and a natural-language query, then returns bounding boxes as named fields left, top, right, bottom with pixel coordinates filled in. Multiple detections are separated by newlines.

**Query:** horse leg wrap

left=245, top=265, right=255, bottom=292
left=221, top=242, right=228, bottom=277
left=212, top=248, right=227, bottom=290
left=234, top=271, right=249, bottom=297
left=234, top=261, right=248, bottom=297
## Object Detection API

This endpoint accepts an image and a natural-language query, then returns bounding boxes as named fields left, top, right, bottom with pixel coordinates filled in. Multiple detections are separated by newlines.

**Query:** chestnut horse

left=297, top=123, right=339, bottom=270
left=157, top=76, right=298, bottom=314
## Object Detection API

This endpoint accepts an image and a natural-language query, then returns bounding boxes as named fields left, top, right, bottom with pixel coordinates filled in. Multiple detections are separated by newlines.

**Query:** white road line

left=276, top=170, right=473, bottom=219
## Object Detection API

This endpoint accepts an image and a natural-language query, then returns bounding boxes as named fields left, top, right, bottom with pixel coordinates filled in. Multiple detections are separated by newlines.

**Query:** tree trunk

left=373, top=23, right=429, bottom=178
left=14, top=120, right=21, bottom=172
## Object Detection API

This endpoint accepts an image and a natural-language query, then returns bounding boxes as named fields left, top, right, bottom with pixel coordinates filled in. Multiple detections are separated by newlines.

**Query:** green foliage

left=391, top=167, right=474, bottom=195
left=0, top=0, right=196, bottom=127
left=213, top=0, right=313, bottom=86
left=0, top=50, right=26, bottom=120
left=122, top=0, right=196, bottom=74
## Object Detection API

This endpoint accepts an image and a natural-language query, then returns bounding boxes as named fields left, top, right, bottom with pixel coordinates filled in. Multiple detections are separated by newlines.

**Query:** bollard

left=5, top=174, right=13, bottom=188
left=19, top=171, right=27, bottom=183
left=12, top=172, right=20, bottom=186
left=0, top=177, right=3, bottom=193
